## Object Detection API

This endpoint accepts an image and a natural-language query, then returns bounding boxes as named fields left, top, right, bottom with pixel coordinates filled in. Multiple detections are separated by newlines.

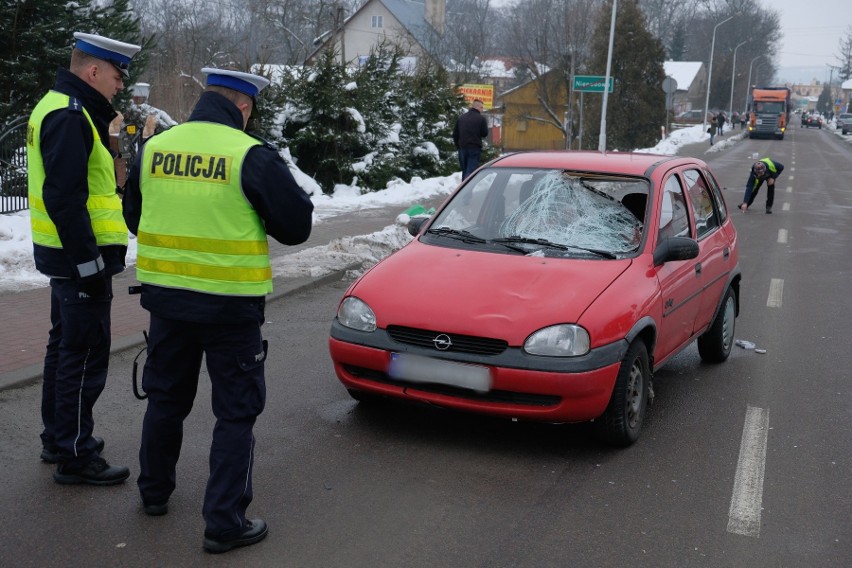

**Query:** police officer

left=28, top=32, right=140, bottom=485
left=739, top=157, right=784, bottom=214
left=122, top=68, right=314, bottom=553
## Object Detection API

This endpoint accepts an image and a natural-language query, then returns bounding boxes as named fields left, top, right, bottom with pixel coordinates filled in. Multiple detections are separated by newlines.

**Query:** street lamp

left=744, top=55, right=765, bottom=114
left=729, top=41, right=747, bottom=115
left=702, top=14, right=736, bottom=132
left=598, top=0, right=617, bottom=152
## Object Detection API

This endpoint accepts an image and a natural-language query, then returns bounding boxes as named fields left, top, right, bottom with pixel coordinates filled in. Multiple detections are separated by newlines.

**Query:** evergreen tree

left=272, top=49, right=365, bottom=192
left=267, top=47, right=466, bottom=194
left=1, top=0, right=89, bottom=123
left=582, top=0, right=667, bottom=151
left=0, top=0, right=151, bottom=124
left=668, top=25, right=686, bottom=61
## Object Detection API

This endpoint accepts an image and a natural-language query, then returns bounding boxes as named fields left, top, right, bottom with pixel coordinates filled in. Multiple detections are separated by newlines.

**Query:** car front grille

left=386, top=325, right=509, bottom=356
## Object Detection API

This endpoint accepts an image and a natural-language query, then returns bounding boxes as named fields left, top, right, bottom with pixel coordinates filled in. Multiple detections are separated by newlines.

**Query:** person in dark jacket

left=27, top=32, right=140, bottom=486
left=452, top=99, right=489, bottom=179
left=122, top=68, right=314, bottom=554
left=739, top=158, right=784, bottom=214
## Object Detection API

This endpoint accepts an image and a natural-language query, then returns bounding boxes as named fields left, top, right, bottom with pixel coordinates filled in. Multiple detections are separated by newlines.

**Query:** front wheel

left=594, top=341, right=650, bottom=446
left=697, top=287, right=737, bottom=363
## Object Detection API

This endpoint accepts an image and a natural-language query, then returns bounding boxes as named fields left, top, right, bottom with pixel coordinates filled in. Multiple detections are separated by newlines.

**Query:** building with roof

left=663, top=61, right=707, bottom=115
left=307, top=0, right=446, bottom=67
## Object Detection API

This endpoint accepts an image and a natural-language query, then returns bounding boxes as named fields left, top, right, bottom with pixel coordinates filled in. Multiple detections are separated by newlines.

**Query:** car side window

left=703, top=168, right=728, bottom=223
left=682, top=169, right=720, bottom=239
left=658, top=175, right=690, bottom=240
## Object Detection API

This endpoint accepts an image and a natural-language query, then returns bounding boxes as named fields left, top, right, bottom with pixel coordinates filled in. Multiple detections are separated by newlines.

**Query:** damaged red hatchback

left=329, top=151, right=740, bottom=445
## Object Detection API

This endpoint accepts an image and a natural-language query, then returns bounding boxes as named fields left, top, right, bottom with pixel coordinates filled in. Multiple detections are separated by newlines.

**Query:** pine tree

left=0, top=0, right=89, bottom=123
left=582, top=0, right=667, bottom=151
left=0, top=0, right=151, bottom=124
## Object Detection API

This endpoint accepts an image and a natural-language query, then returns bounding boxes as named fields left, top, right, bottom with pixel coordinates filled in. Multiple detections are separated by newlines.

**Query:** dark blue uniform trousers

left=41, top=278, right=113, bottom=468
left=137, top=314, right=267, bottom=539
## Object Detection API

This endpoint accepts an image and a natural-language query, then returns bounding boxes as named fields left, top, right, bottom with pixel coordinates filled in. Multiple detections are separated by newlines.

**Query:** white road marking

left=790, top=167, right=795, bottom=172
left=727, top=406, right=770, bottom=537
left=788, top=175, right=794, bottom=181
left=767, top=278, right=784, bottom=308
left=786, top=186, right=792, bottom=193
left=778, top=229, right=788, bottom=243
left=782, top=203, right=790, bottom=211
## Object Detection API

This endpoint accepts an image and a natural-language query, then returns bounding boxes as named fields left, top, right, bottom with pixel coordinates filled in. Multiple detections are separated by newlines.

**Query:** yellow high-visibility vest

left=27, top=91, right=128, bottom=251
left=137, top=121, right=272, bottom=296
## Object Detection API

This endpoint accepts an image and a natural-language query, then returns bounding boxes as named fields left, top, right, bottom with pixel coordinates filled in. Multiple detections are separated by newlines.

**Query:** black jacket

left=32, top=68, right=126, bottom=280
left=452, top=108, right=488, bottom=149
left=123, top=91, right=315, bottom=324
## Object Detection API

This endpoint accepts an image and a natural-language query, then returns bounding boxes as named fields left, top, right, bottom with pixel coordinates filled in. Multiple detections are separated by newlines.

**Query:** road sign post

left=573, top=75, right=614, bottom=93
left=572, top=75, right=614, bottom=150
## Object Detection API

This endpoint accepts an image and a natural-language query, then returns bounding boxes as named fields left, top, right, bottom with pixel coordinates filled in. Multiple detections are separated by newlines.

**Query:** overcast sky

left=773, top=0, right=849, bottom=75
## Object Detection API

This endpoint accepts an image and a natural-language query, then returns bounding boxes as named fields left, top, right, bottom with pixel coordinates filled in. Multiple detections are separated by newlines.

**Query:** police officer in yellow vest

left=122, top=68, right=313, bottom=553
left=739, top=157, right=784, bottom=214
left=27, top=32, right=140, bottom=485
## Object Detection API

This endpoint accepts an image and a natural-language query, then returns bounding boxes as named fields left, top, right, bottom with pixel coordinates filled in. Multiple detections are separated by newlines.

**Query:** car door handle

left=723, top=247, right=730, bottom=259
left=695, top=262, right=702, bottom=275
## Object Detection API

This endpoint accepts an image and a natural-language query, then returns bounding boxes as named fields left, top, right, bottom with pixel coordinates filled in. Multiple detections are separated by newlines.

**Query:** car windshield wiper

left=426, top=227, right=487, bottom=243
left=492, top=236, right=617, bottom=259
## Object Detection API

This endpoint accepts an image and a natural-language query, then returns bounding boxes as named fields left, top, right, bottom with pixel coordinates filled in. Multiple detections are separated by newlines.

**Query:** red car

left=329, top=152, right=740, bottom=445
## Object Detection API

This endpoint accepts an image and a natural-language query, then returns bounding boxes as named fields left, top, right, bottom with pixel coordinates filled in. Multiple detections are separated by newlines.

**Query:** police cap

left=201, top=68, right=271, bottom=98
left=73, top=32, right=141, bottom=78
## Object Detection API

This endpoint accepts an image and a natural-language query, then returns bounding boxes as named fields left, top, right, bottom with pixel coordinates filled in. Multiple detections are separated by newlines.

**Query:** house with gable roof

left=307, top=0, right=447, bottom=67
left=663, top=61, right=707, bottom=115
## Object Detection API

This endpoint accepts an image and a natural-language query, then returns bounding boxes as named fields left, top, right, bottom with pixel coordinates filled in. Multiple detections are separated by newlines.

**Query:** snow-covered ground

left=0, top=123, right=728, bottom=293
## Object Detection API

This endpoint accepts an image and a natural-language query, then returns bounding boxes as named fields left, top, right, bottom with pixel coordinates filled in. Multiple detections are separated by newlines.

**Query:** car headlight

left=337, top=296, right=376, bottom=332
left=524, top=324, right=590, bottom=357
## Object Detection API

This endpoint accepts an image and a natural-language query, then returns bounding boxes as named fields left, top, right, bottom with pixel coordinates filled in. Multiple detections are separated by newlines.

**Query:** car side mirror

left=408, top=216, right=430, bottom=237
left=653, top=236, right=699, bottom=266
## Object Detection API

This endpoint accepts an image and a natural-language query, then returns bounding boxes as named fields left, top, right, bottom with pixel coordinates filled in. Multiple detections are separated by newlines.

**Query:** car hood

left=348, top=241, right=632, bottom=344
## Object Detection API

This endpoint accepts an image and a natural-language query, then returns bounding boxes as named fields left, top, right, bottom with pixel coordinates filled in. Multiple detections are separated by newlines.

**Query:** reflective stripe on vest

left=27, top=91, right=127, bottom=248
left=137, top=121, right=271, bottom=296
left=753, top=158, right=778, bottom=190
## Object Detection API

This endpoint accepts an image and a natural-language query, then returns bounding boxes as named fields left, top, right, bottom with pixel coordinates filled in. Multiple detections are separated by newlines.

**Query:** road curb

left=0, top=264, right=358, bottom=393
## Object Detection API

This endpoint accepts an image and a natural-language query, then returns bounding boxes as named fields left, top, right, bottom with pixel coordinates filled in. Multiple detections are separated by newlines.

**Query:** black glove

left=79, top=272, right=109, bottom=298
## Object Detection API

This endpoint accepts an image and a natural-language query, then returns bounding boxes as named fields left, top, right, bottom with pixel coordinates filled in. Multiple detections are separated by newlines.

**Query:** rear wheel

left=594, top=341, right=649, bottom=446
left=697, top=287, right=736, bottom=363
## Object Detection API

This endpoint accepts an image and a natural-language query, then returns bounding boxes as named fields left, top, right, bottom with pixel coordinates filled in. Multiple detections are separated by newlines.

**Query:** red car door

left=682, top=168, right=733, bottom=333
left=654, top=172, right=703, bottom=360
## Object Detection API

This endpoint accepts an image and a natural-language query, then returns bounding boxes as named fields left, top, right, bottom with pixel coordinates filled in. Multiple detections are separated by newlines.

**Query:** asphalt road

left=0, top=126, right=850, bottom=567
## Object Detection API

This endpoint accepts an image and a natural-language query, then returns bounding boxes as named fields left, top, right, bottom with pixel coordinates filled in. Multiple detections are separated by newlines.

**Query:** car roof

left=488, top=151, right=690, bottom=177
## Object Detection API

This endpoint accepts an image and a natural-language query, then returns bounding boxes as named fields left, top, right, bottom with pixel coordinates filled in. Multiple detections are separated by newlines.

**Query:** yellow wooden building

left=497, top=70, right=570, bottom=152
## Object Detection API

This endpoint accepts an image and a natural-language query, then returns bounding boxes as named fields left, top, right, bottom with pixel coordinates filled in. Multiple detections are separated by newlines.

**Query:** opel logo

left=433, top=334, right=453, bottom=351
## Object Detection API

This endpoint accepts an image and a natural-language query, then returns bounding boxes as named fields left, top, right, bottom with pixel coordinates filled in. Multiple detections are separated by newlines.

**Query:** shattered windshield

left=428, top=168, right=648, bottom=258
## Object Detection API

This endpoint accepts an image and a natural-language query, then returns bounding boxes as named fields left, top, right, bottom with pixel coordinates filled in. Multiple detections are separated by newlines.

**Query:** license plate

left=756, top=119, right=763, bottom=125
left=388, top=352, right=492, bottom=393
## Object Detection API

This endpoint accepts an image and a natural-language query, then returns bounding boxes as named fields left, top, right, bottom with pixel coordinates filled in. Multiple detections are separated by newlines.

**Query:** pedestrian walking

left=707, top=122, right=717, bottom=145
left=27, top=32, right=140, bottom=485
left=716, top=111, right=726, bottom=135
left=452, top=99, right=489, bottom=180
left=739, top=157, right=784, bottom=214
left=123, top=68, right=314, bottom=553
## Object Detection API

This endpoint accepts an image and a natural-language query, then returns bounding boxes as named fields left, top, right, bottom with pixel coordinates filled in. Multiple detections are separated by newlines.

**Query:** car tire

left=594, top=340, right=649, bottom=447
left=697, top=287, right=736, bottom=363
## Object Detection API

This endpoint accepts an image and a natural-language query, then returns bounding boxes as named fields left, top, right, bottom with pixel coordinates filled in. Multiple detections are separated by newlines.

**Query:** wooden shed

left=496, top=70, right=569, bottom=152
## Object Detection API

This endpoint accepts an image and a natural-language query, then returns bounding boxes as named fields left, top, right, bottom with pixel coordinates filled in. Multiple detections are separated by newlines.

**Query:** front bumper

left=328, top=321, right=627, bottom=423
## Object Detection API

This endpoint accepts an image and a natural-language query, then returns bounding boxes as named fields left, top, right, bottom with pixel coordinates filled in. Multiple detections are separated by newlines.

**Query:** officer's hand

left=80, top=272, right=108, bottom=298
left=767, top=178, right=774, bottom=186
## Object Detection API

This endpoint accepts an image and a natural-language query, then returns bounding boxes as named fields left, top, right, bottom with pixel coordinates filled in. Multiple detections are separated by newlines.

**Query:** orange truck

left=748, top=86, right=791, bottom=140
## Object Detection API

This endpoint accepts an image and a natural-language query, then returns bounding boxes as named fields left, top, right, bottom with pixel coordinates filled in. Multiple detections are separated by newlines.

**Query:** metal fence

left=0, top=117, right=29, bottom=214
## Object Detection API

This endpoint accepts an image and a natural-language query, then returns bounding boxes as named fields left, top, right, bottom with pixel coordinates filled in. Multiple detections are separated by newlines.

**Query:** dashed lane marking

left=767, top=278, right=784, bottom=308
left=727, top=406, right=770, bottom=538
left=782, top=203, right=790, bottom=211
left=786, top=186, right=792, bottom=193
left=778, top=229, right=788, bottom=243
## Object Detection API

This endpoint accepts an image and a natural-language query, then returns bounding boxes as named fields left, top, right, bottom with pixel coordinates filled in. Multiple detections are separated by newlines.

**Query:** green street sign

left=573, top=75, right=614, bottom=93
